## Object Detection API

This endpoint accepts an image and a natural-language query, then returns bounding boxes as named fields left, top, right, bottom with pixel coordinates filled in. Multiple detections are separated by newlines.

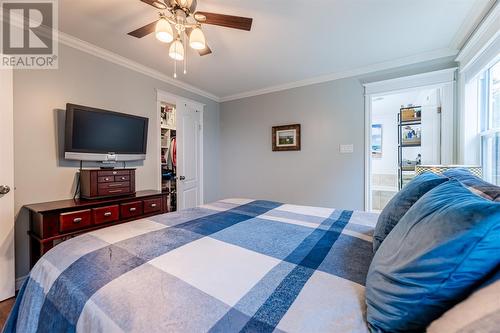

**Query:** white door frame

left=0, top=68, right=15, bottom=301
left=155, top=89, right=205, bottom=205
left=363, top=68, right=457, bottom=211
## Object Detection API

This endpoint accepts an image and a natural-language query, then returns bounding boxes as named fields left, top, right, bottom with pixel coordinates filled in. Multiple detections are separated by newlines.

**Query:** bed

left=4, top=199, right=378, bottom=333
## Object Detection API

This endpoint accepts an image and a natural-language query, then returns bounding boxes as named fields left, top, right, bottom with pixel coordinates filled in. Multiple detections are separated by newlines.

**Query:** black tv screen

left=65, top=104, right=148, bottom=161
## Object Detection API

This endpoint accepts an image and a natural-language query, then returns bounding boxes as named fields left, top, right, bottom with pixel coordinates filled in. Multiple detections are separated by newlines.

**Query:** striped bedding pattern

left=4, top=199, right=377, bottom=333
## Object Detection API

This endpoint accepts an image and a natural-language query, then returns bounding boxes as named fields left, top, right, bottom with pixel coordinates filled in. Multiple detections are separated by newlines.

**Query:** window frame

left=479, top=60, right=500, bottom=184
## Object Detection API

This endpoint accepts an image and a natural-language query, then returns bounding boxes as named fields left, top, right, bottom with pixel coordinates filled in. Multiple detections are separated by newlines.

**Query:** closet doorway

left=364, top=69, right=456, bottom=212
left=157, top=90, right=204, bottom=211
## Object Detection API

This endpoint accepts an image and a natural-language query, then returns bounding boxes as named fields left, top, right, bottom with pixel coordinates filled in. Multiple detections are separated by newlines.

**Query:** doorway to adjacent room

left=364, top=69, right=456, bottom=212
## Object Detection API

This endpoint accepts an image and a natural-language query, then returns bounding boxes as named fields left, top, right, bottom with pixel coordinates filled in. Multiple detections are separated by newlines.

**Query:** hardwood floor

left=0, top=297, right=15, bottom=329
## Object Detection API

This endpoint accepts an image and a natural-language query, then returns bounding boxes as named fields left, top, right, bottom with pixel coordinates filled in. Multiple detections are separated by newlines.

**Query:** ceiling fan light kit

left=155, top=18, right=174, bottom=43
left=130, top=0, right=253, bottom=78
left=169, top=39, right=185, bottom=61
left=189, top=27, right=206, bottom=50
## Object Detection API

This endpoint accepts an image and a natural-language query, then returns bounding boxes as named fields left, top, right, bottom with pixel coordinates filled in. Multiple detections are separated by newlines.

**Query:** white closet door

left=421, top=105, right=442, bottom=165
left=176, top=102, right=202, bottom=209
left=0, top=69, right=15, bottom=301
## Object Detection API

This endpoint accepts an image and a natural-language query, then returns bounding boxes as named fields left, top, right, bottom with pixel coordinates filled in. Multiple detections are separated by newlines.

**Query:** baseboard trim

left=15, top=275, right=27, bottom=291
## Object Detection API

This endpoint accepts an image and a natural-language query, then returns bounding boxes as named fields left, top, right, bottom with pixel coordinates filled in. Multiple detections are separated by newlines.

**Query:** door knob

left=0, top=185, right=10, bottom=195
left=179, top=176, right=186, bottom=181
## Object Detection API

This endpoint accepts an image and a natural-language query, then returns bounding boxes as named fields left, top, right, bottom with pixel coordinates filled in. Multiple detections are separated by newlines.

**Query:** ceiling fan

left=128, top=0, right=253, bottom=77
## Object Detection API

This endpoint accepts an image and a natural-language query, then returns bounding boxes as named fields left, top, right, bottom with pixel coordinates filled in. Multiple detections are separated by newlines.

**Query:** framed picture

left=272, top=124, right=301, bottom=151
left=371, top=124, right=382, bottom=158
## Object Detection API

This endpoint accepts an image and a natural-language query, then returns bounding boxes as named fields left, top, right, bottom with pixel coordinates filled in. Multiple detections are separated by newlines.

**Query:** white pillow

left=427, top=280, right=500, bottom=333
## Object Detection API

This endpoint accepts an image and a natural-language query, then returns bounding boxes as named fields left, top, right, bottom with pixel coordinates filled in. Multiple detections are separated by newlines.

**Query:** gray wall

left=13, top=44, right=220, bottom=278
left=219, top=58, right=457, bottom=209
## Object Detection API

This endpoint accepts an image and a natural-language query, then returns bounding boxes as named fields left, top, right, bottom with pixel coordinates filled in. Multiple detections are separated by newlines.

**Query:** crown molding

left=58, top=32, right=221, bottom=102
left=455, top=1, right=500, bottom=71
left=219, top=48, right=458, bottom=103
left=363, top=67, right=457, bottom=95
left=449, top=0, right=497, bottom=50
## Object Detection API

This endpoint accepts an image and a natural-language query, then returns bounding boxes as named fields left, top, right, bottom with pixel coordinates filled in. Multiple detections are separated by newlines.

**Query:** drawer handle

left=121, top=177, right=126, bottom=180
left=129, top=207, right=137, bottom=212
left=104, top=177, right=110, bottom=181
left=151, top=203, right=157, bottom=208
left=73, top=217, right=82, bottom=224
left=113, top=171, right=117, bottom=175
left=108, top=189, right=123, bottom=193
left=108, top=183, right=123, bottom=187
left=104, top=212, right=112, bottom=217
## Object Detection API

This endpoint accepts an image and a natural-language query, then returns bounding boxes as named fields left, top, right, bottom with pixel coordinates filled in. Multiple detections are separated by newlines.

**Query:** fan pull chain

left=174, top=58, right=177, bottom=78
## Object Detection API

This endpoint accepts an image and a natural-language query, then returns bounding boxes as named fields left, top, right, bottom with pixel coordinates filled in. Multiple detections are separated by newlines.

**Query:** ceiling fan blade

left=140, top=0, right=168, bottom=10
left=195, top=12, right=253, bottom=31
left=128, top=20, right=159, bottom=38
left=198, top=45, right=212, bottom=56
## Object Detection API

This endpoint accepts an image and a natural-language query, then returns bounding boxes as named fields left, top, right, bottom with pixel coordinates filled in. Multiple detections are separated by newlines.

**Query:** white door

left=420, top=105, right=442, bottom=165
left=0, top=69, right=15, bottom=301
left=176, top=102, right=202, bottom=209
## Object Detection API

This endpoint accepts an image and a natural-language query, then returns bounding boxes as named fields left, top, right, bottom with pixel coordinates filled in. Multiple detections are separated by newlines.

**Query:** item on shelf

left=401, top=159, right=416, bottom=171
left=401, top=106, right=422, bottom=122
left=161, top=149, right=167, bottom=164
left=170, top=137, right=177, bottom=167
left=162, top=170, right=175, bottom=180
left=161, top=129, right=171, bottom=147
left=401, top=154, right=422, bottom=171
left=161, top=107, right=167, bottom=127
left=161, top=106, right=176, bottom=129
left=402, top=125, right=421, bottom=146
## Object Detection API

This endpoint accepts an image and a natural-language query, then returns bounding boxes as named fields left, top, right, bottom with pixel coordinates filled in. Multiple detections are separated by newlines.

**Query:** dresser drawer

left=120, top=201, right=143, bottom=219
left=143, top=198, right=162, bottom=214
left=60, top=210, right=92, bottom=233
left=115, top=175, right=130, bottom=182
left=92, top=205, right=119, bottom=225
left=98, top=182, right=130, bottom=190
left=98, top=187, right=130, bottom=196
left=98, top=176, right=115, bottom=183
left=98, top=170, right=130, bottom=177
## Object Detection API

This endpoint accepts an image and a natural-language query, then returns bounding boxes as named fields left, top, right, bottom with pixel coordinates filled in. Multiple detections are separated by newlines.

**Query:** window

left=479, top=61, right=500, bottom=185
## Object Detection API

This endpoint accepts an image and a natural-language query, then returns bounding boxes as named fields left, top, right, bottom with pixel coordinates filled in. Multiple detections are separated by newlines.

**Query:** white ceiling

left=59, top=0, right=491, bottom=100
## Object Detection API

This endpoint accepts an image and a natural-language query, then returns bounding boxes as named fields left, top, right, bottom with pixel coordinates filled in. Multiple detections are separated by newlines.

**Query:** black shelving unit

left=398, top=106, right=422, bottom=189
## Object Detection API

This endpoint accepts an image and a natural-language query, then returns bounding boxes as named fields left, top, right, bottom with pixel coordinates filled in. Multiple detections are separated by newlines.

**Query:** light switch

left=340, top=144, right=354, bottom=153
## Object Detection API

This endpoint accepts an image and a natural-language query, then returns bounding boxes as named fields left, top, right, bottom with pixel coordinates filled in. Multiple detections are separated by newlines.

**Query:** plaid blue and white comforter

left=4, top=199, right=378, bottom=333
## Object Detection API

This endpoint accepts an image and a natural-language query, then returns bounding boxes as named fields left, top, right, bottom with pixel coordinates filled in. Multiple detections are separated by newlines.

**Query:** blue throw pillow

left=366, top=180, right=500, bottom=333
left=372, top=172, right=448, bottom=252
left=444, top=168, right=500, bottom=201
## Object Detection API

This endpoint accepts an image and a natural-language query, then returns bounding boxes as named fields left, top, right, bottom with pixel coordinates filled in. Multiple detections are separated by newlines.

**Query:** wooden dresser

left=25, top=190, right=169, bottom=268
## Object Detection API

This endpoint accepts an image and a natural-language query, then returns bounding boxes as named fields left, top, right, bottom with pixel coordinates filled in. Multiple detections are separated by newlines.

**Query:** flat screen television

left=65, top=104, right=148, bottom=162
